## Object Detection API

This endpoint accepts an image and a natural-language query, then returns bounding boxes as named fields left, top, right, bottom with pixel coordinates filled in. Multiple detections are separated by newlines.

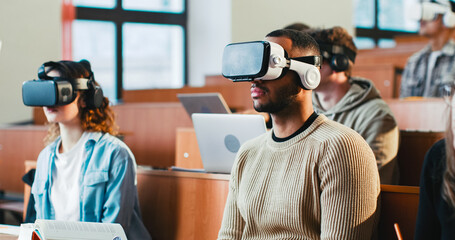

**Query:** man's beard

left=253, top=83, right=300, bottom=113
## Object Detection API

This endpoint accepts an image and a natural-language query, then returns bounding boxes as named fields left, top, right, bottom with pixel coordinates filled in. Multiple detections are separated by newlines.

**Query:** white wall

left=187, top=0, right=231, bottom=87
left=189, top=0, right=354, bottom=85
left=231, top=0, right=354, bottom=42
left=0, top=0, right=353, bottom=124
left=0, top=0, right=62, bottom=124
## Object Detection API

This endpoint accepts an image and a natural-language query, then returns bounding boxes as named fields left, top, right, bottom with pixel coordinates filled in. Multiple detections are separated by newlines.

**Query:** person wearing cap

left=401, top=0, right=455, bottom=98
left=308, top=26, right=400, bottom=184
left=218, top=29, right=380, bottom=240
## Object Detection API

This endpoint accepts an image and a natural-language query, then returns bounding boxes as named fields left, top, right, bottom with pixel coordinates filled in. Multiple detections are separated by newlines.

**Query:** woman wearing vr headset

left=29, top=60, right=151, bottom=240
left=415, top=83, right=455, bottom=239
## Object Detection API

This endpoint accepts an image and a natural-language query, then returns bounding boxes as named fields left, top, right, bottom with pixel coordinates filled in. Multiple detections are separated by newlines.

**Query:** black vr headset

left=318, top=43, right=356, bottom=72
left=22, top=60, right=103, bottom=108
left=221, top=41, right=322, bottom=90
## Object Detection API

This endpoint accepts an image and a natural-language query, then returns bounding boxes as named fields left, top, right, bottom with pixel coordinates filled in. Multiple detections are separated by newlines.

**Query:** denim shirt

left=31, top=132, right=152, bottom=240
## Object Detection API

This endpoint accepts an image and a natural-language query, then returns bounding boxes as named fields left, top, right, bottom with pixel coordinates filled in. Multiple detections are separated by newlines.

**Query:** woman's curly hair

left=43, top=60, right=118, bottom=145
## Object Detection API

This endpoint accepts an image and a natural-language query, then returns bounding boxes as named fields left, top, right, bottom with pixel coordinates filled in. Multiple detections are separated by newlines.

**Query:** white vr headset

left=408, top=1, right=455, bottom=27
left=221, top=41, right=322, bottom=90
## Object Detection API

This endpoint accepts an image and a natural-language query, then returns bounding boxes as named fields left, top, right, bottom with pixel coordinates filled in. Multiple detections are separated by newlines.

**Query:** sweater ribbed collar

left=267, top=114, right=327, bottom=149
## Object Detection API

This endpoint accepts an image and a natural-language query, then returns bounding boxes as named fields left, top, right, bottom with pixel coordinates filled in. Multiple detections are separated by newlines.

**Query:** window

left=354, top=0, right=419, bottom=49
left=67, top=0, right=187, bottom=101
left=122, top=23, right=184, bottom=90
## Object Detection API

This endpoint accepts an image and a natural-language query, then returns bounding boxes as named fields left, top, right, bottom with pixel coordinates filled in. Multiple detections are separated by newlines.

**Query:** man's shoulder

left=407, top=44, right=431, bottom=62
left=442, top=40, right=455, bottom=55
left=355, top=97, right=395, bottom=119
left=237, top=131, right=269, bottom=150
left=310, top=118, right=375, bottom=164
left=340, top=80, right=396, bottom=120
left=312, top=116, right=365, bottom=142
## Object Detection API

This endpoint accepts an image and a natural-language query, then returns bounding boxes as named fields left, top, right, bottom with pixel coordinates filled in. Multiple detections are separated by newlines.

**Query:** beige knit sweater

left=218, top=115, right=380, bottom=240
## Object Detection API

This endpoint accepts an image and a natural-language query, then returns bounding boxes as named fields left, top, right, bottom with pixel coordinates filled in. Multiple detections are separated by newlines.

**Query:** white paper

left=34, top=219, right=128, bottom=240
left=18, top=223, right=34, bottom=240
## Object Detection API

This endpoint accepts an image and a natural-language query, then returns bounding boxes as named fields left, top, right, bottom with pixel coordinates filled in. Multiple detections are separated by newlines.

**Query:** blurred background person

left=401, top=0, right=455, bottom=98
left=308, top=26, right=400, bottom=184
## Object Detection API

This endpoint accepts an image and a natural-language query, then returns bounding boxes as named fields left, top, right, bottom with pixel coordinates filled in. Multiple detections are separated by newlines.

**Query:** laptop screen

left=177, top=93, right=232, bottom=118
left=192, top=113, right=266, bottom=174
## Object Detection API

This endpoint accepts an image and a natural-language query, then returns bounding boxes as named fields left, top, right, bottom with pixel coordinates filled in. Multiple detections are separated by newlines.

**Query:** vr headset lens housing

left=222, top=41, right=286, bottom=81
left=22, top=79, right=81, bottom=107
left=222, top=40, right=322, bottom=90
left=222, top=42, right=266, bottom=78
left=408, top=2, right=448, bottom=21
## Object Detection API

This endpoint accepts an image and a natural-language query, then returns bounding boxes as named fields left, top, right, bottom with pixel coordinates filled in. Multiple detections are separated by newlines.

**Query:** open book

left=20, top=219, right=127, bottom=240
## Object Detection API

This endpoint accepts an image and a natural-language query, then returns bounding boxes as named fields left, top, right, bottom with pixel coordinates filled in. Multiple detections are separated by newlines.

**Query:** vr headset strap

left=74, top=78, right=89, bottom=90
left=318, top=43, right=356, bottom=63
left=50, top=77, right=89, bottom=90
left=291, top=55, right=322, bottom=68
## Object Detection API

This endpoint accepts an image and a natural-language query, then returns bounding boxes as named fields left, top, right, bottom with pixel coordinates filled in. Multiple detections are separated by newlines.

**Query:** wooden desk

left=175, top=128, right=203, bottom=169
left=113, top=102, right=193, bottom=168
left=137, top=168, right=230, bottom=240
left=385, top=98, right=446, bottom=131
left=0, top=233, right=18, bottom=240
left=122, top=82, right=252, bottom=112
left=0, top=224, right=20, bottom=239
left=352, top=63, right=401, bottom=99
left=0, top=125, right=47, bottom=193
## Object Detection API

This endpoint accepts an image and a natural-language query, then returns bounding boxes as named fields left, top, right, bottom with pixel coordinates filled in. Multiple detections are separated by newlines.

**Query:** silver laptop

left=192, top=113, right=267, bottom=174
left=177, top=93, right=232, bottom=117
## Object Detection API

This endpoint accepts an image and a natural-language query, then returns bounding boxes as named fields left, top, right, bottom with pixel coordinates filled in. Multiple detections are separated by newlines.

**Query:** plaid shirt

left=400, top=40, right=455, bottom=98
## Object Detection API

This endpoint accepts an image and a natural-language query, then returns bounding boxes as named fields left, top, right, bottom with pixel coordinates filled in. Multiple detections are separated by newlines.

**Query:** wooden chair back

left=378, top=184, right=420, bottom=240
left=397, top=131, right=444, bottom=186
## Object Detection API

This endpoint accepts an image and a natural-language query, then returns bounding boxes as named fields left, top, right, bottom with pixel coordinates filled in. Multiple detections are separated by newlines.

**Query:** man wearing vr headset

left=23, top=60, right=151, bottom=240
left=218, top=29, right=380, bottom=239
left=401, top=0, right=455, bottom=98
left=308, top=27, right=400, bottom=185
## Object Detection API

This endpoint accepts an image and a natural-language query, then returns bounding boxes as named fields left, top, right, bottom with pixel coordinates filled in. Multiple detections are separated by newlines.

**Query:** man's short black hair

left=284, top=22, right=310, bottom=31
left=266, top=29, right=320, bottom=56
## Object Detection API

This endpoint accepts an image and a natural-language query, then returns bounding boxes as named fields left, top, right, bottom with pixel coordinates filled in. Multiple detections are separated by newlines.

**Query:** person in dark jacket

left=415, top=83, right=455, bottom=239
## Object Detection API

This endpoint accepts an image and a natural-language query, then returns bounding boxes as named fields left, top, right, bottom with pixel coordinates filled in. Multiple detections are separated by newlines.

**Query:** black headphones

left=79, top=60, right=104, bottom=109
left=37, top=60, right=104, bottom=108
left=318, top=43, right=356, bottom=72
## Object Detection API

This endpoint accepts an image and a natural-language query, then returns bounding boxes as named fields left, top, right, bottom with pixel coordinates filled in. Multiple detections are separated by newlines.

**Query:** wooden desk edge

left=137, top=167, right=231, bottom=181
left=381, top=184, right=420, bottom=194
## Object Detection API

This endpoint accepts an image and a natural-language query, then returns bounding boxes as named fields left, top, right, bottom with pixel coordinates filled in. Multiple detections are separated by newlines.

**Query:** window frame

left=63, top=0, right=188, bottom=100
left=355, top=0, right=417, bottom=46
